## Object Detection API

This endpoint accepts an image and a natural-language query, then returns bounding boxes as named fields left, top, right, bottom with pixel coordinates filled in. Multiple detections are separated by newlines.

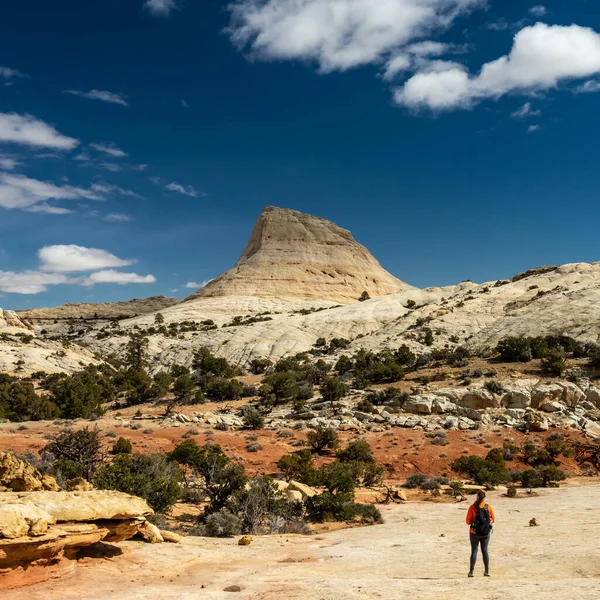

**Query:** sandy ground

left=4, top=482, right=600, bottom=599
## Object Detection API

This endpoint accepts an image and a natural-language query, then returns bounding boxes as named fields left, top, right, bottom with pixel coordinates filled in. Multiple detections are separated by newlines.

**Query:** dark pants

left=469, top=533, right=490, bottom=572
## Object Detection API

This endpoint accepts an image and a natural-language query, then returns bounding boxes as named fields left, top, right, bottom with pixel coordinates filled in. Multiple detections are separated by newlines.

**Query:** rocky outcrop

left=0, top=486, right=161, bottom=571
left=186, top=206, right=412, bottom=303
left=0, top=309, right=30, bottom=332
left=0, top=453, right=59, bottom=492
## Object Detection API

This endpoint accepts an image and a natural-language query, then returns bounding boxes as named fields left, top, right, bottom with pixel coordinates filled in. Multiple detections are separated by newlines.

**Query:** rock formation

left=187, top=206, right=412, bottom=303
left=0, top=455, right=171, bottom=572
left=0, top=310, right=29, bottom=333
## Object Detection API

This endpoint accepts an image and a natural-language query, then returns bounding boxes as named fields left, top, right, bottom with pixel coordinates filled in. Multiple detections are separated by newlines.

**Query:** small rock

left=238, top=535, right=252, bottom=546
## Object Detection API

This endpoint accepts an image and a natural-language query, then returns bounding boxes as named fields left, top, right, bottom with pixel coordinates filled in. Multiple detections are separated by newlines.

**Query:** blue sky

left=1, top=0, right=600, bottom=309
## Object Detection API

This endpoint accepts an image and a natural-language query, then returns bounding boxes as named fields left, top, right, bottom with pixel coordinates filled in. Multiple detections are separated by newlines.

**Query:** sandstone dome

left=187, top=206, right=412, bottom=303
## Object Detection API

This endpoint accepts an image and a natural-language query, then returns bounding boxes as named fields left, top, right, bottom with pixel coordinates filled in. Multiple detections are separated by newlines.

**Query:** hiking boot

left=468, top=572, right=474, bottom=578
left=484, top=571, right=490, bottom=577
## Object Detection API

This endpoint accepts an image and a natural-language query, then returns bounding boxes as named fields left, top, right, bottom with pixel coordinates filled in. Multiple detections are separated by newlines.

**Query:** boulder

left=540, top=400, right=566, bottom=413
left=288, top=481, right=318, bottom=500
left=559, top=382, right=586, bottom=408
left=101, top=518, right=145, bottom=542
left=65, top=477, right=94, bottom=492
left=532, top=382, right=585, bottom=409
left=0, top=506, right=29, bottom=539
left=285, top=490, right=304, bottom=503
left=525, top=411, right=549, bottom=432
left=0, top=490, right=153, bottom=522
left=0, top=502, right=55, bottom=539
left=0, top=452, right=60, bottom=492
left=501, top=386, right=532, bottom=409
left=138, top=520, right=164, bottom=543
left=442, top=416, right=459, bottom=429
left=403, top=395, right=435, bottom=415
left=585, top=386, right=600, bottom=408
left=161, top=530, right=182, bottom=543
left=459, top=389, right=498, bottom=410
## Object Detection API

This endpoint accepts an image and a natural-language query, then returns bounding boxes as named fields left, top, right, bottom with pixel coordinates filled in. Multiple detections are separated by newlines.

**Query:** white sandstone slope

left=6, top=207, right=600, bottom=373
left=186, top=205, right=412, bottom=303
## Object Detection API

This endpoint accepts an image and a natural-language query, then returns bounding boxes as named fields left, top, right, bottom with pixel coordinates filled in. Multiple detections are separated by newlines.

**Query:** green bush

left=242, top=407, right=265, bottom=430
left=496, top=337, right=533, bottom=362
left=451, top=449, right=510, bottom=487
left=42, top=427, right=103, bottom=481
left=276, top=450, right=316, bottom=483
left=111, top=437, right=133, bottom=455
left=94, top=453, right=182, bottom=513
left=359, top=291, right=371, bottom=302
left=337, top=440, right=375, bottom=464
left=307, top=426, right=339, bottom=455
left=541, top=348, right=568, bottom=376
left=335, top=355, right=354, bottom=374
left=248, top=358, right=273, bottom=375
left=320, top=377, right=348, bottom=403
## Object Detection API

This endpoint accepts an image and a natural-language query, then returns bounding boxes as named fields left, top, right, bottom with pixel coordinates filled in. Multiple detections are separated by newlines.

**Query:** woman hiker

left=466, top=490, right=495, bottom=577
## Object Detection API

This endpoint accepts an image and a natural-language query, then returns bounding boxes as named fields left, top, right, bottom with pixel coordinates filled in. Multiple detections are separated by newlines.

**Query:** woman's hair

left=473, top=490, right=486, bottom=506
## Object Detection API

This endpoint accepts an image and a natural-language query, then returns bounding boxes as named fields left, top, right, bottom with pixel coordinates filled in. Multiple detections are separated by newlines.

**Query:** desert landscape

left=3, top=2, right=600, bottom=596
left=1, top=206, right=600, bottom=597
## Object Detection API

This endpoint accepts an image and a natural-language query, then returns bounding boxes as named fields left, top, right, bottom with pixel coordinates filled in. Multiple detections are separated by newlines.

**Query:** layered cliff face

left=187, top=206, right=411, bottom=303
left=0, top=309, right=29, bottom=332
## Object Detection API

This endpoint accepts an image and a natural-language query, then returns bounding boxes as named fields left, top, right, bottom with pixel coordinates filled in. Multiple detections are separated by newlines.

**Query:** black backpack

left=473, top=504, right=492, bottom=537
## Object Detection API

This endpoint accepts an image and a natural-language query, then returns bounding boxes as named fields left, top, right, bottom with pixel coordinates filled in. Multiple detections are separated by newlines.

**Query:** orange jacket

left=466, top=502, right=495, bottom=535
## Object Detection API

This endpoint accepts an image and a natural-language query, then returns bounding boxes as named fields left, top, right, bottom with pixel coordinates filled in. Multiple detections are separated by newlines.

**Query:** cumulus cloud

left=64, top=89, right=128, bottom=106
left=38, top=245, right=135, bottom=272
left=0, top=174, right=101, bottom=213
left=0, top=270, right=71, bottom=294
left=511, top=102, right=541, bottom=119
left=0, top=113, right=78, bottom=150
left=89, top=142, right=128, bottom=158
left=529, top=5, right=547, bottom=17
left=395, top=23, right=600, bottom=110
left=82, top=270, right=156, bottom=286
left=165, top=182, right=203, bottom=197
left=228, top=0, right=483, bottom=72
left=144, top=0, right=178, bottom=16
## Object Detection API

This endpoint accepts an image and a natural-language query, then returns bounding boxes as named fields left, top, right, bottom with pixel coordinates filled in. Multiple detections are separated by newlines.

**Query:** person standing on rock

left=466, top=490, right=495, bottom=577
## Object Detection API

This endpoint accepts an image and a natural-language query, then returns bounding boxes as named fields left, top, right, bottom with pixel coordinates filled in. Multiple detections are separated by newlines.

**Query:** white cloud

left=149, top=176, right=163, bottom=185
left=0, top=113, right=78, bottom=150
left=185, top=279, right=212, bottom=289
left=165, top=182, right=203, bottom=197
left=0, top=174, right=101, bottom=213
left=98, top=162, right=123, bottom=172
left=575, top=79, right=600, bottom=93
left=38, top=245, right=134, bottom=272
left=0, top=155, right=20, bottom=171
left=395, top=23, right=600, bottom=110
left=91, top=183, right=144, bottom=199
left=511, top=102, right=541, bottom=119
left=64, top=89, right=128, bottom=106
left=104, top=213, right=133, bottom=222
left=82, top=270, right=156, bottom=286
left=527, top=124, right=541, bottom=133
left=144, top=0, right=178, bottom=16
left=228, top=0, right=484, bottom=72
left=73, top=152, right=92, bottom=162
left=181, top=99, right=190, bottom=108
left=0, top=270, right=71, bottom=294
left=486, top=19, right=510, bottom=32
left=0, top=66, right=28, bottom=81
left=131, top=164, right=148, bottom=171
left=529, top=5, right=547, bottom=17
left=89, top=142, right=128, bottom=158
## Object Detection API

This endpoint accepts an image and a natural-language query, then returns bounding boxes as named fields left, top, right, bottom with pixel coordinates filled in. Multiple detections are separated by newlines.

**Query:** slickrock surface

left=16, top=296, right=179, bottom=321
left=0, top=309, right=30, bottom=333
left=4, top=483, right=600, bottom=599
left=187, top=206, right=412, bottom=303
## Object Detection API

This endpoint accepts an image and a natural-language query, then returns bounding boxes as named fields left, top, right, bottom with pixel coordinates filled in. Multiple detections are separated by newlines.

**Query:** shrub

left=541, top=349, right=568, bottom=377
left=496, top=337, right=532, bottom=362
left=169, top=440, right=247, bottom=515
left=320, top=377, right=348, bottom=403
left=242, top=408, right=265, bottom=430
left=506, top=485, right=518, bottom=498
left=404, top=473, right=429, bottom=489
left=337, top=440, right=375, bottom=464
left=501, top=440, right=519, bottom=461
left=520, top=469, right=542, bottom=489
left=405, top=300, right=416, bottom=309
left=451, top=450, right=510, bottom=487
left=335, top=355, right=354, bottom=374
left=249, top=358, right=273, bottom=375
left=484, top=381, right=505, bottom=395
left=589, top=345, right=600, bottom=369
left=359, top=291, right=371, bottom=302
left=356, top=398, right=377, bottom=414
left=94, top=453, right=182, bottom=512
left=423, top=328, right=434, bottom=346
left=277, top=450, right=316, bottom=483
left=42, top=427, right=103, bottom=481
left=307, top=426, right=339, bottom=455
left=246, top=442, right=263, bottom=453
left=305, top=492, right=355, bottom=522
left=431, top=431, right=448, bottom=446
left=111, top=437, right=133, bottom=455
left=204, top=509, right=242, bottom=537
